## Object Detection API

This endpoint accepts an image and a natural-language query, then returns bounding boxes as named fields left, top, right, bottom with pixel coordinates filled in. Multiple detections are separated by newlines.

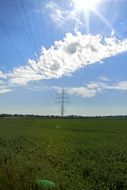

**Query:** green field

left=0, top=118, right=127, bottom=190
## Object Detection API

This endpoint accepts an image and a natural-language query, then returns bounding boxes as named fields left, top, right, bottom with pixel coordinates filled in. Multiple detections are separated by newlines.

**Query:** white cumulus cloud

left=8, top=32, right=127, bottom=85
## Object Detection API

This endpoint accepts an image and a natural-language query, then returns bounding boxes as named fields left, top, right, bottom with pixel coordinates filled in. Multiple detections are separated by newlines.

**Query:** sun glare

left=72, top=0, right=100, bottom=11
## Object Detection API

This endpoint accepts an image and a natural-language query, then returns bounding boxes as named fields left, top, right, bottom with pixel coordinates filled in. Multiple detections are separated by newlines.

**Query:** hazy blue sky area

left=0, top=0, right=127, bottom=116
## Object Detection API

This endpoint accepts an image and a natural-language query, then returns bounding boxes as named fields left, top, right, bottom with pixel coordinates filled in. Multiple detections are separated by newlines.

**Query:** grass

left=0, top=118, right=127, bottom=189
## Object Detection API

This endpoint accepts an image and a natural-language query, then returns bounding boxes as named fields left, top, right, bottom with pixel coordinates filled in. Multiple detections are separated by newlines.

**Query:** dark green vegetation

left=0, top=118, right=127, bottom=190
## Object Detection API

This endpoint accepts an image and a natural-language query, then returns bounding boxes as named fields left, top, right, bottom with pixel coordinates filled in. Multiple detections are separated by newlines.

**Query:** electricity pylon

left=56, top=88, right=70, bottom=117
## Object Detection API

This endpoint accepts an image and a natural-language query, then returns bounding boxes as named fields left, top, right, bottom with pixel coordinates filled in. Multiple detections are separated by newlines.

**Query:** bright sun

left=72, top=0, right=100, bottom=11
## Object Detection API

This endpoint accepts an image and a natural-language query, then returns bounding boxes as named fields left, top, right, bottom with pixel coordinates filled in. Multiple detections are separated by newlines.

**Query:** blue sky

left=0, top=0, right=127, bottom=116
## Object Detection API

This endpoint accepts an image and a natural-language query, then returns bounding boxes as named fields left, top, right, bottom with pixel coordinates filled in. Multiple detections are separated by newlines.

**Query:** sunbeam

left=72, top=0, right=100, bottom=11
left=85, top=11, right=90, bottom=34
left=93, top=8, right=113, bottom=32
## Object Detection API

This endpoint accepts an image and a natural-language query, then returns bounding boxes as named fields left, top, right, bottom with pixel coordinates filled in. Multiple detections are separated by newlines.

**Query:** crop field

left=0, top=118, right=127, bottom=190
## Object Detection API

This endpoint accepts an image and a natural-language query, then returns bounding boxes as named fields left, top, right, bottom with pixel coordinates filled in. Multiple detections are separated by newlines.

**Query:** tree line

left=0, top=113, right=127, bottom=119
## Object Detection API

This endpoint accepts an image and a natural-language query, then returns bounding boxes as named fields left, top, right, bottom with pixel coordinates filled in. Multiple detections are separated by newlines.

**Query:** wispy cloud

left=0, top=71, right=11, bottom=94
left=63, top=81, right=127, bottom=98
left=0, top=86, right=11, bottom=94
left=45, top=1, right=113, bottom=34
left=0, top=79, right=11, bottom=94
left=0, top=71, right=6, bottom=79
left=67, top=86, right=101, bottom=98
left=98, top=76, right=110, bottom=82
left=45, top=2, right=82, bottom=29
left=106, top=81, right=127, bottom=91
left=51, top=81, right=104, bottom=98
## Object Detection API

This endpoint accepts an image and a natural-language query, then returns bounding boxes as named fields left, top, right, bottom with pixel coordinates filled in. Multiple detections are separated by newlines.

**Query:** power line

left=15, top=0, right=35, bottom=54
left=0, top=18, right=24, bottom=63
left=29, top=0, right=41, bottom=47
left=36, top=0, right=48, bottom=47
left=19, top=0, right=37, bottom=52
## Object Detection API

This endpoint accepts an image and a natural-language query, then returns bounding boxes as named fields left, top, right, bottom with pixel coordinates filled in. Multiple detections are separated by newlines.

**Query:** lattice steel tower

left=56, top=88, right=70, bottom=117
